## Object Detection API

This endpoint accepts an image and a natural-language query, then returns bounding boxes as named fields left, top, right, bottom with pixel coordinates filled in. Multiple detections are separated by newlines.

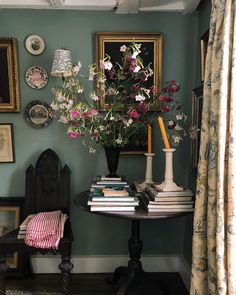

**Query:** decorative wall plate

left=25, top=35, right=45, bottom=55
left=25, top=100, right=53, bottom=129
left=25, top=66, right=48, bottom=89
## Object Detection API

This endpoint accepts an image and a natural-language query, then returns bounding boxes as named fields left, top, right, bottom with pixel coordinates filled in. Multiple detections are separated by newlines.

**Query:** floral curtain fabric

left=190, top=0, right=236, bottom=294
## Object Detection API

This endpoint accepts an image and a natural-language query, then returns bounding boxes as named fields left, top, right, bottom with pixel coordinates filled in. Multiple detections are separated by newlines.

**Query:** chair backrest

left=25, top=149, right=71, bottom=217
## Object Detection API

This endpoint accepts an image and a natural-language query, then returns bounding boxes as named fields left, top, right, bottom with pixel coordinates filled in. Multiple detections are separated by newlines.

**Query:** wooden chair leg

left=59, top=255, right=73, bottom=295
left=0, top=257, right=8, bottom=295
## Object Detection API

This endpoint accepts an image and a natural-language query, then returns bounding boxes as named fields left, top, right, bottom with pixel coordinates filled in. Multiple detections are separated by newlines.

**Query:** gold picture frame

left=200, top=29, right=209, bottom=82
left=96, top=32, right=163, bottom=111
left=0, top=38, right=21, bottom=112
left=0, top=123, right=15, bottom=163
left=0, top=197, right=24, bottom=273
left=191, top=85, right=203, bottom=171
left=0, top=206, right=20, bottom=268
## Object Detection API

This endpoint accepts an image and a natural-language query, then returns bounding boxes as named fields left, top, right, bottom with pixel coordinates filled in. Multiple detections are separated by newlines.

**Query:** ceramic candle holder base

left=134, top=153, right=155, bottom=192
left=155, top=148, right=183, bottom=192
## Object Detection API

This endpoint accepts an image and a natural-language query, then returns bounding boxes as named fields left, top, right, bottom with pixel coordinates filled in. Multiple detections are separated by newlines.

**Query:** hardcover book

left=90, top=206, right=136, bottom=212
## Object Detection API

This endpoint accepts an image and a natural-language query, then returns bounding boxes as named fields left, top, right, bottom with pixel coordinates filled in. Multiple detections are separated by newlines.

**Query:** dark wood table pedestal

left=109, top=220, right=143, bottom=295
left=74, top=191, right=191, bottom=295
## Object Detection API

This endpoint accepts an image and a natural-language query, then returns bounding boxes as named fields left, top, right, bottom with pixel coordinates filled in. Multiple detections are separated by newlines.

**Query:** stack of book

left=17, top=214, right=35, bottom=239
left=143, top=184, right=194, bottom=213
left=88, top=176, right=139, bottom=212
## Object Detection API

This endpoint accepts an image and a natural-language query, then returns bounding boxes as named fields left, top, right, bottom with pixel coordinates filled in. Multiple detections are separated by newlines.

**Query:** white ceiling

left=0, top=0, right=201, bottom=14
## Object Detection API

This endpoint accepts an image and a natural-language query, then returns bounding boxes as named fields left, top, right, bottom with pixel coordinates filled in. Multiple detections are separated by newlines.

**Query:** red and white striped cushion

left=25, top=210, right=62, bottom=249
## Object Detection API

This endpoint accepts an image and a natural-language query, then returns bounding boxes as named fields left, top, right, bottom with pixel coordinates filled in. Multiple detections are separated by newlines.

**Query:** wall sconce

left=51, top=48, right=72, bottom=78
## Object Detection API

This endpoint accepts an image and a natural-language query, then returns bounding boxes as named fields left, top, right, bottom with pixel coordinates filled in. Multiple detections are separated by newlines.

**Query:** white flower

left=55, top=92, right=65, bottom=102
left=168, top=120, right=175, bottom=127
left=77, top=87, right=84, bottom=93
left=176, top=113, right=183, bottom=120
left=90, top=91, right=99, bottom=101
left=134, top=66, right=141, bottom=73
left=116, top=136, right=123, bottom=144
left=88, top=65, right=96, bottom=81
left=51, top=102, right=59, bottom=110
left=126, top=119, right=133, bottom=127
left=73, top=62, right=82, bottom=75
left=175, top=124, right=183, bottom=131
left=132, top=51, right=140, bottom=59
left=59, top=116, right=69, bottom=124
left=89, top=146, right=96, bottom=154
left=135, top=94, right=146, bottom=101
left=66, top=100, right=74, bottom=109
left=104, top=61, right=113, bottom=70
left=172, top=135, right=182, bottom=144
left=100, top=60, right=113, bottom=70
left=120, top=45, right=127, bottom=52
left=59, top=103, right=67, bottom=109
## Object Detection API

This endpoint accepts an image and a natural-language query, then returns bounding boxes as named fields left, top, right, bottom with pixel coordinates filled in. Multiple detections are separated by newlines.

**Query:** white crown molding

left=0, top=0, right=200, bottom=13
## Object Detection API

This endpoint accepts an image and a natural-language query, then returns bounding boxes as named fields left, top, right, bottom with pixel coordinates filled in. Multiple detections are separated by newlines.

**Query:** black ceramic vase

left=104, top=146, right=121, bottom=178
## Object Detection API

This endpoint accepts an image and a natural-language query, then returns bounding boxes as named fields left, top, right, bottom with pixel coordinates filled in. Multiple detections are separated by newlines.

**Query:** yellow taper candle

left=157, top=116, right=170, bottom=149
left=147, top=124, right=152, bottom=154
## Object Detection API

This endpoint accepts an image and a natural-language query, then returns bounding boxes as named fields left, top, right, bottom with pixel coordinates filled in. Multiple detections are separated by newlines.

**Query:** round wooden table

left=74, top=191, right=191, bottom=295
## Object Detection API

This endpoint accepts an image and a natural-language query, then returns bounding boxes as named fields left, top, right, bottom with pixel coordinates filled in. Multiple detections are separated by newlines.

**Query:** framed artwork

left=191, top=85, right=203, bottom=171
left=0, top=38, right=20, bottom=112
left=121, top=126, right=148, bottom=155
left=0, top=197, right=24, bottom=273
left=0, top=123, right=15, bottom=163
left=96, top=32, right=163, bottom=111
left=200, top=29, right=209, bottom=82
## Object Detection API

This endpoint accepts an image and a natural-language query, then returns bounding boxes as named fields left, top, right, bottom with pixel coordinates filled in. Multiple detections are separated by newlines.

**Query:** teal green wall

left=0, top=9, right=197, bottom=256
left=183, top=0, right=211, bottom=265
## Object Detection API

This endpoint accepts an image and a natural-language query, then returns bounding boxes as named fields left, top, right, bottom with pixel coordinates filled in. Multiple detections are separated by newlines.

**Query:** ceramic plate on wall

left=25, top=66, right=48, bottom=89
left=25, top=35, right=45, bottom=55
left=25, top=100, right=53, bottom=128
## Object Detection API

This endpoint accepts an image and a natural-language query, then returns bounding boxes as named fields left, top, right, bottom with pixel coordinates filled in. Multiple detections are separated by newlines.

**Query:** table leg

left=114, top=220, right=143, bottom=295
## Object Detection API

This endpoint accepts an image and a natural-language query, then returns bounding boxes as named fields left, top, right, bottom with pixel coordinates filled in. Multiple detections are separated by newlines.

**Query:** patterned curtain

left=190, top=0, right=236, bottom=294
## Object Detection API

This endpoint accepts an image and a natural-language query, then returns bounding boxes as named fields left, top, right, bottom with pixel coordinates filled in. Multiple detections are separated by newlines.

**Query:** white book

left=90, top=206, right=136, bottom=212
left=147, top=208, right=194, bottom=213
left=148, top=200, right=194, bottom=205
left=19, top=214, right=35, bottom=229
left=148, top=203, right=193, bottom=209
left=100, top=176, right=122, bottom=181
left=88, top=198, right=139, bottom=206
left=146, top=184, right=193, bottom=195
left=91, top=196, right=136, bottom=202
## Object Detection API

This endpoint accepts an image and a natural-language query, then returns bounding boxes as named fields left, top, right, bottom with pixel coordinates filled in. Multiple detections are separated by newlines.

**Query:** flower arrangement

left=51, top=43, right=187, bottom=152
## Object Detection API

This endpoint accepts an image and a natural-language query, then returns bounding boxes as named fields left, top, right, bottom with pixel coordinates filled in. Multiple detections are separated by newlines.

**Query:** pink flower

left=132, top=84, right=139, bottom=92
left=69, top=131, right=79, bottom=139
left=128, top=110, right=140, bottom=118
left=160, top=106, right=170, bottom=113
left=159, top=94, right=173, bottom=102
left=167, top=80, right=180, bottom=93
left=70, top=110, right=79, bottom=118
left=90, top=109, right=98, bottom=115
left=138, top=102, right=149, bottom=113
left=127, top=54, right=133, bottom=62
left=82, top=112, right=90, bottom=118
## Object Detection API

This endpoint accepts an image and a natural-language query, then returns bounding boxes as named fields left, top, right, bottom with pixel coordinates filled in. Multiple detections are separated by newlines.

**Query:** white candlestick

left=155, top=149, right=183, bottom=192
left=144, top=153, right=155, bottom=183
left=134, top=153, right=155, bottom=192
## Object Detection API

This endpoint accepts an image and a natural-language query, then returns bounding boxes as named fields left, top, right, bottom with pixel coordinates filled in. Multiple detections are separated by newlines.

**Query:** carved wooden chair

left=0, top=149, right=74, bottom=295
